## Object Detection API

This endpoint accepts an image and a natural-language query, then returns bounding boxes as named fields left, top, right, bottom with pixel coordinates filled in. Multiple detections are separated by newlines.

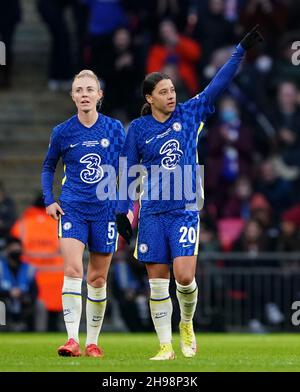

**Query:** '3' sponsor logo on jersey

left=80, top=153, right=103, bottom=184
left=159, top=139, right=183, bottom=170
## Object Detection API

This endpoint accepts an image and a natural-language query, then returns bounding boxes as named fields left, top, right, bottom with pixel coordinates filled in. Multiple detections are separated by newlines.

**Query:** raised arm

left=204, top=25, right=263, bottom=104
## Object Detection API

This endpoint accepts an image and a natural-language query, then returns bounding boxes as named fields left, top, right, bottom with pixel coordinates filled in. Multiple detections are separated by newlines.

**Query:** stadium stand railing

left=195, top=252, right=300, bottom=332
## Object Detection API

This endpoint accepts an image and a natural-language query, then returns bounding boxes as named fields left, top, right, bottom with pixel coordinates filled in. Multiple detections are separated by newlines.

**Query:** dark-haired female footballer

left=116, top=27, right=263, bottom=360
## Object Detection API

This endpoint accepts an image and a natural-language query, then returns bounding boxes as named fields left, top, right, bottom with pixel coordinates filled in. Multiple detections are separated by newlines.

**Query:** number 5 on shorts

left=108, top=222, right=116, bottom=240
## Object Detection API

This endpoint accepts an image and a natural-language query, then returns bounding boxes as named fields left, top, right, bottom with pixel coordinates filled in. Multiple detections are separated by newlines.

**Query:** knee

left=88, top=274, right=106, bottom=288
left=64, top=266, right=83, bottom=279
left=175, top=274, right=195, bottom=286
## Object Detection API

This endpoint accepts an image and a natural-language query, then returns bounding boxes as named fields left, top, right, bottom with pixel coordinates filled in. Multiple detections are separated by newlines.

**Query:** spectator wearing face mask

left=0, top=237, right=38, bottom=331
left=206, top=96, right=254, bottom=214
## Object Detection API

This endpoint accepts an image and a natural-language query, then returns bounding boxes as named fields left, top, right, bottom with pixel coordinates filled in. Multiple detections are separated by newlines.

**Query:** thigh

left=87, top=252, right=113, bottom=286
left=134, top=214, right=171, bottom=264
left=168, top=210, right=200, bottom=260
left=59, top=211, right=88, bottom=277
left=60, top=237, right=85, bottom=277
left=145, top=263, right=170, bottom=280
left=173, top=256, right=197, bottom=285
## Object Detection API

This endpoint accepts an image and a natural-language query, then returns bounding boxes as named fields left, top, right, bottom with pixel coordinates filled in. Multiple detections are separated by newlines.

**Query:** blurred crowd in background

left=1, top=0, right=300, bottom=333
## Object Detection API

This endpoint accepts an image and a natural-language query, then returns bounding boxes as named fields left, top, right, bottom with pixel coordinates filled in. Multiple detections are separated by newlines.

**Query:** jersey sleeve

left=118, top=121, right=126, bottom=151
left=203, top=43, right=245, bottom=104
left=117, top=121, right=141, bottom=214
left=181, top=91, right=215, bottom=128
left=181, top=44, right=245, bottom=127
left=115, top=121, right=134, bottom=212
left=41, top=127, right=62, bottom=207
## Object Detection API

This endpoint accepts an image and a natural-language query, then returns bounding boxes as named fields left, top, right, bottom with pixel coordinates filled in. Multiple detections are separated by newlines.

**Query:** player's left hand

left=240, top=25, right=264, bottom=51
left=116, top=213, right=133, bottom=245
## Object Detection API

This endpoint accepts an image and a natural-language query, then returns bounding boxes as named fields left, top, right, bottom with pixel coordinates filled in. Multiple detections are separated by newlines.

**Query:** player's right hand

left=116, top=213, right=133, bottom=245
left=46, top=202, right=65, bottom=220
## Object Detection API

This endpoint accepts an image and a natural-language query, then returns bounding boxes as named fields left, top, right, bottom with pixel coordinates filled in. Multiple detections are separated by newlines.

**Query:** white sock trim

left=149, top=278, right=170, bottom=300
left=62, top=276, right=82, bottom=294
left=87, top=283, right=107, bottom=302
left=176, top=278, right=197, bottom=294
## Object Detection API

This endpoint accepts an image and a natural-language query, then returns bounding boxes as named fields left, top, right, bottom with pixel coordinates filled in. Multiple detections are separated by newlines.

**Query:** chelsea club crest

left=139, top=243, right=148, bottom=253
left=100, top=138, right=110, bottom=148
left=172, top=122, right=182, bottom=132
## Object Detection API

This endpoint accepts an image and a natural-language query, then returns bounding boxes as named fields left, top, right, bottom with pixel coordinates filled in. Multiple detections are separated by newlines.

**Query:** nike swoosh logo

left=182, top=244, right=193, bottom=247
left=106, top=241, right=115, bottom=245
left=145, top=137, right=155, bottom=144
left=70, top=143, right=79, bottom=148
left=154, top=315, right=166, bottom=319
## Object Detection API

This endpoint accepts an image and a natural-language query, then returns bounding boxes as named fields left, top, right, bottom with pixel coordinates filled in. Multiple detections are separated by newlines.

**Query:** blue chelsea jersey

left=42, top=114, right=125, bottom=218
left=118, top=92, right=214, bottom=216
left=117, top=44, right=246, bottom=216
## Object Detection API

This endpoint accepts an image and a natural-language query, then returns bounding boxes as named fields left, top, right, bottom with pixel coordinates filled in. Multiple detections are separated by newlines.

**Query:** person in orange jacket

left=146, top=19, right=201, bottom=96
left=10, top=193, right=64, bottom=331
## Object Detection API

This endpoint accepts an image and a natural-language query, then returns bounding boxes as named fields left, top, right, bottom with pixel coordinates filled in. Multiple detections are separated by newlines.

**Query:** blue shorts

left=58, top=205, right=118, bottom=253
left=134, top=209, right=200, bottom=264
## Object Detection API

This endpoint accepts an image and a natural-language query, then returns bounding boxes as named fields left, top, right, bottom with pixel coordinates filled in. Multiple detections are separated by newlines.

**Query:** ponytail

left=96, top=97, right=104, bottom=112
left=141, top=102, right=152, bottom=116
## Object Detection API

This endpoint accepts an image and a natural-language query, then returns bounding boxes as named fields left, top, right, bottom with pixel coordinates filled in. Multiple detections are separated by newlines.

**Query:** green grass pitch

left=0, top=333, right=299, bottom=372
